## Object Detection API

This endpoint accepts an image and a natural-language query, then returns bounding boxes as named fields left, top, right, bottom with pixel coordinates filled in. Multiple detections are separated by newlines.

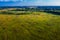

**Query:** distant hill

left=0, top=6, right=60, bottom=10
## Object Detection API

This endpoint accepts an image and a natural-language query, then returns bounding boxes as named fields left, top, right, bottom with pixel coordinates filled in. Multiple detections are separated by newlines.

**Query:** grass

left=0, top=12, right=60, bottom=40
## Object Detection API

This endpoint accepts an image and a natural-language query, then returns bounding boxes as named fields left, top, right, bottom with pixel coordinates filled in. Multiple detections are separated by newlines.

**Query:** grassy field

left=0, top=12, right=60, bottom=40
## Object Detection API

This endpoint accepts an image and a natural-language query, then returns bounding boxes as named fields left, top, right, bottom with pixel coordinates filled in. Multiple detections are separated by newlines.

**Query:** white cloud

left=32, top=0, right=60, bottom=6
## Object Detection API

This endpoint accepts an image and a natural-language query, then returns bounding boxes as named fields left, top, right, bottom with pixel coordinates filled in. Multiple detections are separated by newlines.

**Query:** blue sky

left=0, top=0, right=60, bottom=6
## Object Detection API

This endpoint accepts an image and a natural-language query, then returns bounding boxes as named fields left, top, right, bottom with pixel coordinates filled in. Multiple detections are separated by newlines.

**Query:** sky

left=0, top=0, right=60, bottom=6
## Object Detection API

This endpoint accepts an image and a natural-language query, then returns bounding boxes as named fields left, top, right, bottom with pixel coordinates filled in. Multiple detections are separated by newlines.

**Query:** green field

left=0, top=11, right=60, bottom=40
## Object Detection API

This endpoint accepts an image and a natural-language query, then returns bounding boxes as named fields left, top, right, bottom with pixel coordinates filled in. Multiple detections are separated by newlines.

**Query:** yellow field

left=0, top=12, right=60, bottom=40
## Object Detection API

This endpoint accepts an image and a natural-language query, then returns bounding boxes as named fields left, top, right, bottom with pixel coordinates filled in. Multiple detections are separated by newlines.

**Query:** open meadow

left=0, top=11, right=60, bottom=40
